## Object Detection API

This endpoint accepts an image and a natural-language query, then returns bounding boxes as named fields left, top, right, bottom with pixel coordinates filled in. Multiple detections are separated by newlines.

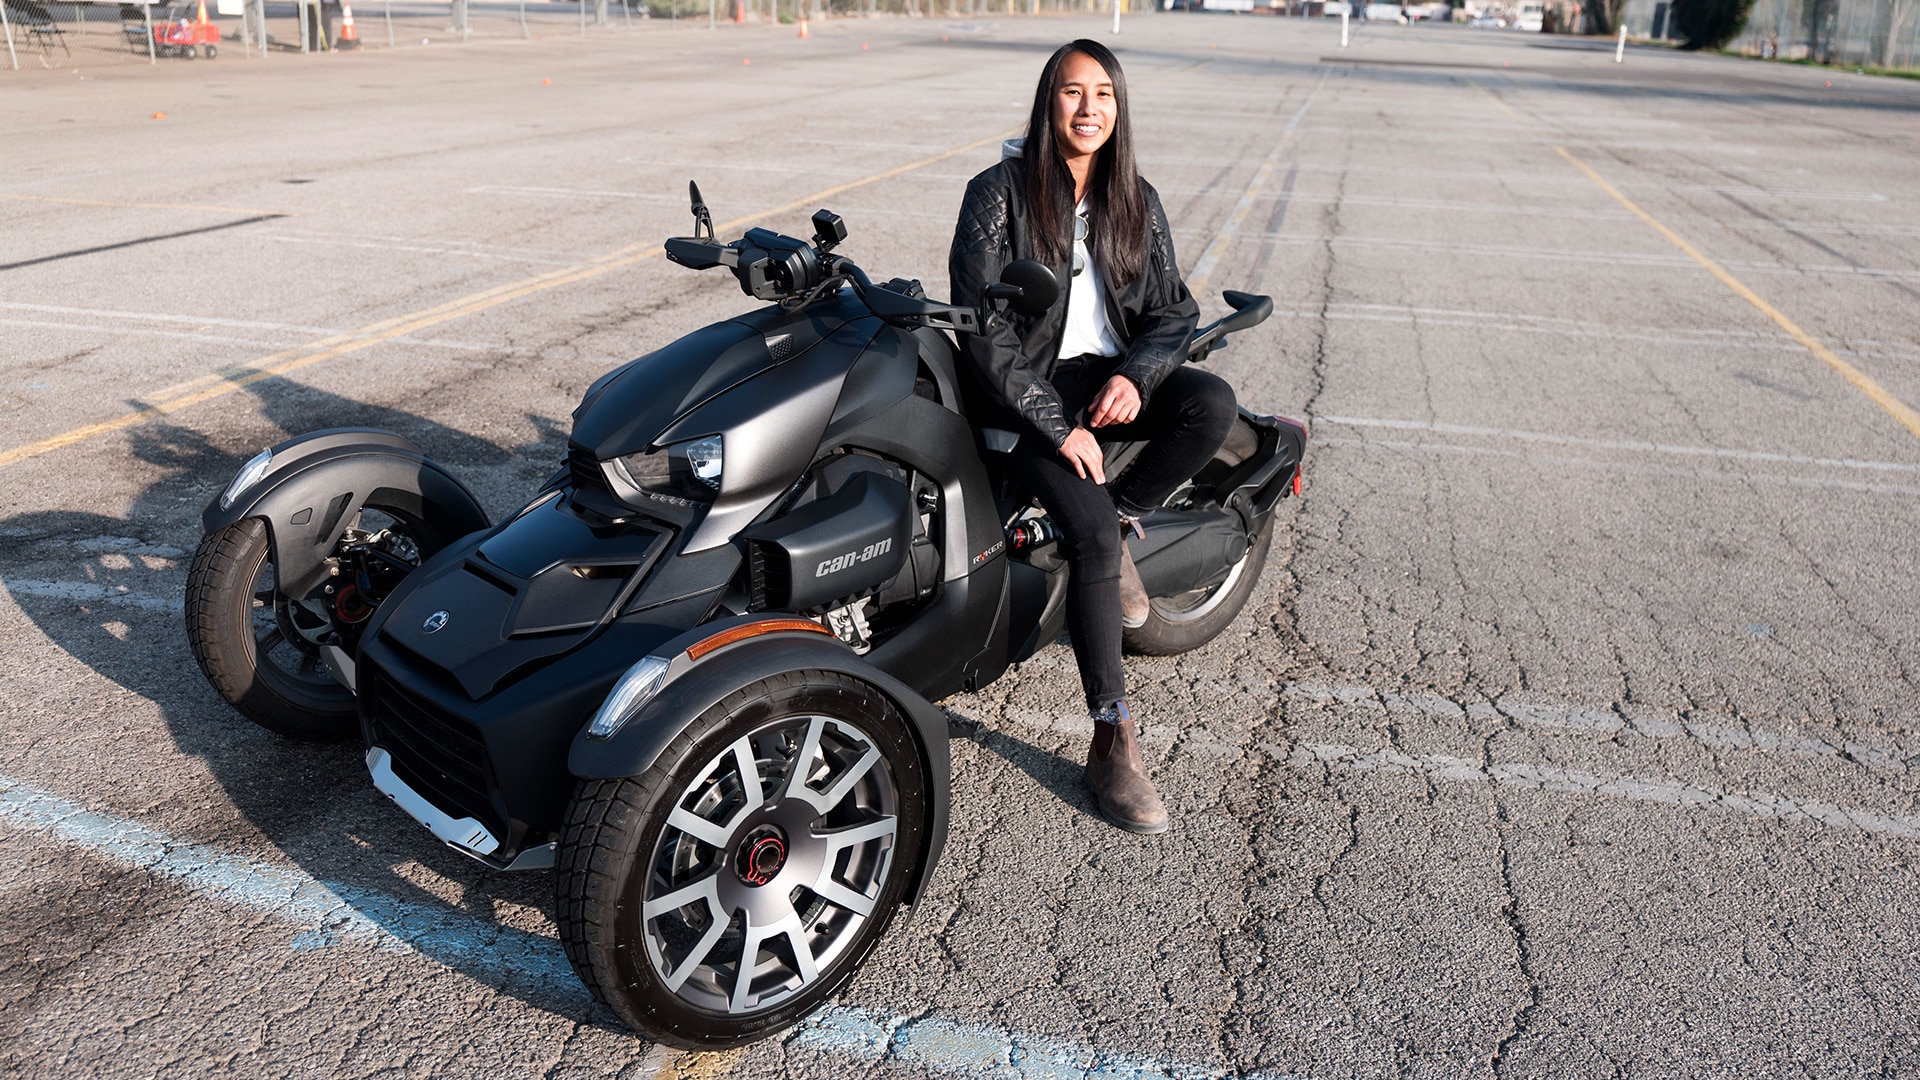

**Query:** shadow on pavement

left=0, top=376, right=626, bottom=1027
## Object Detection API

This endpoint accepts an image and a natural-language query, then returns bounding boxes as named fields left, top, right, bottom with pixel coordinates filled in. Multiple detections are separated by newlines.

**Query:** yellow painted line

left=1555, top=146, right=1920, bottom=441
left=1466, top=80, right=1525, bottom=123
left=1185, top=70, right=1327, bottom=297
left=0, top=192, right=294, bottom=216
left=0, top=127, right=1020, bottom=471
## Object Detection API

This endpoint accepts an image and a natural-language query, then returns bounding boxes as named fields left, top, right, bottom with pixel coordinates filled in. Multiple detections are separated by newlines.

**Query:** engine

left=740, top=452, right=942, bottom=650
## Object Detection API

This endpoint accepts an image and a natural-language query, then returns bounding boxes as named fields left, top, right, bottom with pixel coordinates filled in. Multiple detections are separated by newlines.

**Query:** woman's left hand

left=1088, top=375, right=1141, bottom=428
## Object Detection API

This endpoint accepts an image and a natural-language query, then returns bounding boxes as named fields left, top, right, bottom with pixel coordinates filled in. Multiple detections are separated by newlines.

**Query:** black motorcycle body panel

left=202, top=427, right=490, bottom=599
left=329, top=292, right=1007, bottom=871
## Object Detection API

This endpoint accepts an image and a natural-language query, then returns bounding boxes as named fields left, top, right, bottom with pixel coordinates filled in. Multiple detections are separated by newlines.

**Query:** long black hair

left=1022, top=39, right=1148, bottom=288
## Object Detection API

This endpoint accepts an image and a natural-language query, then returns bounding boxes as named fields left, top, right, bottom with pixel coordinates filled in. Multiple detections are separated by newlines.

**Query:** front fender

left=203, top=428, right=490, bottom=599
left=569, top=617, right=951, bottom=907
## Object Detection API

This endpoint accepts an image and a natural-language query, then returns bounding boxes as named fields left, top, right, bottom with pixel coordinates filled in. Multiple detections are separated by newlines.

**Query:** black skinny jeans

left=1004, top=356, right=1238, bottom=714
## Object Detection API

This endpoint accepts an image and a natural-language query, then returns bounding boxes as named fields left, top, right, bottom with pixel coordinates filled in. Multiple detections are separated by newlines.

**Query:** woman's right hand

left=1058, top=427, right=1106, bottom=484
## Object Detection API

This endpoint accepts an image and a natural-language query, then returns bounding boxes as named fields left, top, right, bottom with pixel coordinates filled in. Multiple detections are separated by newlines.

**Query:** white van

left=1513, top=1, right=1544, bottom=29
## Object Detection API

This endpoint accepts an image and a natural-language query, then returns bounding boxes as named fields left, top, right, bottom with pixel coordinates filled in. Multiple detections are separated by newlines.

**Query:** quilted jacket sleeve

left=1114, top=184, right=1201, bottom=401
left=949, top=169, right=1074, bottom=449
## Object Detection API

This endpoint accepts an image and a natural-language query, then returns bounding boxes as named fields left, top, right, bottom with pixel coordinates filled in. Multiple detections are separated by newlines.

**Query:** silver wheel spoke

left=666, top=806, right=733, bottom=849
left=642, top=872, right=730, bottom=993
left=817, top=815, right=896, bottom=855
left=728, top=909, right=815, bottom=1014
left=814, top=740, right=880, bottom=811
left=787, top=718, right=879, bottom=815
left=782, top=715, right=829, bottom=803
left=641, top=870, right=723, bottom=921
left=730, top=735, right=766, bottom=812
left=808, top=870, right=876, bottom=918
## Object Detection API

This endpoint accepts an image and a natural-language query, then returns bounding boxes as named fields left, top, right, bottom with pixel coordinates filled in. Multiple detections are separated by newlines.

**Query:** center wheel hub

left=735, top=823, right=789, bottom=887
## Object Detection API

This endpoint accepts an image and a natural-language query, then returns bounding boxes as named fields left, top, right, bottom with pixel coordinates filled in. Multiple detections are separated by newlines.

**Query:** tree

left=1671, top=0, right=1757, bottom=48
left=1581, top=0, right=1628, bottom=36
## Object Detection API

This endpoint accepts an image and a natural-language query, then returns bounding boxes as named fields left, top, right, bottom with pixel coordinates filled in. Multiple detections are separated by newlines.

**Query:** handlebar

left=662, top=182, right=1269, bottom=352
left=1187, top=289, right=1274, bottom=361
left=664, top=204, right=983, bottom=333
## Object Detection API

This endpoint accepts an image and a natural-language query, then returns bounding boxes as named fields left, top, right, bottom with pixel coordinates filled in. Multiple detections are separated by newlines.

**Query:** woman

left=949, top=40, right=1237, bottom=834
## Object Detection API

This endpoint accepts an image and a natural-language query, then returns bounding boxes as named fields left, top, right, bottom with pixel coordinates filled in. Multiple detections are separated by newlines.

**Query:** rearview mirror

left=994, top=259, right=1059, bottom=316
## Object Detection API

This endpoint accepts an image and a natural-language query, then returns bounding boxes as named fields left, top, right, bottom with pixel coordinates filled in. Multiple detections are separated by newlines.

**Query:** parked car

left=1513, top=0, right=1543, bottom=28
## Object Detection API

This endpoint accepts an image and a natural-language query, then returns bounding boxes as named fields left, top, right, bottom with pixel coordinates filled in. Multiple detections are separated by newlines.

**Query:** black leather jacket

left=948, top=153, right=1200, bottom=449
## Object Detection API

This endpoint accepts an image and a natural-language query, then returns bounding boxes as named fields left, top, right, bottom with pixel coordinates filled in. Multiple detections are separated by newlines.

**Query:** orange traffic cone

left=194, top=0, right=209, bottom=21
left=338, top=0, right=362, bottom=48
left=797, top=17, right=808, bottom=37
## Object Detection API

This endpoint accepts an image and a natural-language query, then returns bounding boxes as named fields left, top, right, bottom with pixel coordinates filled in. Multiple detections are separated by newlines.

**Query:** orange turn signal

left=686, top=617, right=832, bottom=660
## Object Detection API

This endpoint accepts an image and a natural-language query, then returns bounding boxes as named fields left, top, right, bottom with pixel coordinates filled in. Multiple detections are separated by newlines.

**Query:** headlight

left=611, top=435, right=723, bottom=506
left=588, top=655, right=672, bottom=740
left=219, top=448, right=274, bottom=511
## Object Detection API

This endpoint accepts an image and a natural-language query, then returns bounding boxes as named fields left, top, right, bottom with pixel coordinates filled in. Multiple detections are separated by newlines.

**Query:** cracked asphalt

left=4, top=12, right=1919, bottom=1079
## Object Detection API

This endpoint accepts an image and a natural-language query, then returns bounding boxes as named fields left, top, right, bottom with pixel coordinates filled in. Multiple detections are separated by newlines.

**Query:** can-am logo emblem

left=422, top=610, right=450, bottom=634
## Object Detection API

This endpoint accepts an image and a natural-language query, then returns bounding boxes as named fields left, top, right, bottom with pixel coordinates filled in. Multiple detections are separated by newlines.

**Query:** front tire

left=185, top=518, right=358, bottom=740
left=556, top=670, right=927, bottom=1049
left=1122, top=515, right=1273, bottom=656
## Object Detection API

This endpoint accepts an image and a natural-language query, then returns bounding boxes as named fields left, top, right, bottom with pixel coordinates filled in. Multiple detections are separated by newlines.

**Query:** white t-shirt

left=1058, top=197, right=1122, bottom=360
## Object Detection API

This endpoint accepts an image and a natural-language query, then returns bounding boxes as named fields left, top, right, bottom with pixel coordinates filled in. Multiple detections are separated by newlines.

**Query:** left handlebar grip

left=665, top=237, right=727, bottom=270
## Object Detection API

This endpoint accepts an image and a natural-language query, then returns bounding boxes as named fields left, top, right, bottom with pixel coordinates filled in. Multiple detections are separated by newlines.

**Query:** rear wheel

left=1123, top=515, right=1273, bottom=657
left=556, top=671, right=927, bottom=1049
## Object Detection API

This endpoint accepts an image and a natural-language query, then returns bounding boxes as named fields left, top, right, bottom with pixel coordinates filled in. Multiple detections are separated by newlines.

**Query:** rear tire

left=1122, top=516, right=1273, bottom=657
left=556, top=670, right=927, bottom=1049
left=185, top=518, right=358, bottom=740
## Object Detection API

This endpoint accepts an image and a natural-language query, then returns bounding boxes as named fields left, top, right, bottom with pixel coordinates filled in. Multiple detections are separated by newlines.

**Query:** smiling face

left=1050, top=50, right=1117, bottom=170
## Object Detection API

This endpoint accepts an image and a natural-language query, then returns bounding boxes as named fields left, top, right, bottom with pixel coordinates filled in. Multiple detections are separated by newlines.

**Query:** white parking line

left=258, top=234, right=581, bottom=267
left=1180, top=233, right=1920, bottom=282
left=1282, top=680, right=1914, bottom=775
left=1317, top=436, right=1920, bottom=497
left=1287, top=742, right=1920, bottom=840
left=0, top=772, right=1293, bottom=1080
left=1, top=578, right=175, bottom=611
left=1236, top=302, right=1920, bottom=365
left=1313, top=416, right=1920, bottom=474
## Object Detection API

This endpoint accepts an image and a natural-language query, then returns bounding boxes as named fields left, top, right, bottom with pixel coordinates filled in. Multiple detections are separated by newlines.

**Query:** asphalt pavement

left=3, top=13, right=1918, bottom=1079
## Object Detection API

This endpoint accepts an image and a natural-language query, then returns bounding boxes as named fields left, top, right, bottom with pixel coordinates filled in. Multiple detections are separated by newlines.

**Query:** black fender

left=568, top=615, right=951, bottom=908
left=202, top=427, right=491, bottom=601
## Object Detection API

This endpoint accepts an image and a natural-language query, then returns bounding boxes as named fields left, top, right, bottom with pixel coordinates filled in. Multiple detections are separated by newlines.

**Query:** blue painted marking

left=0, top=772, right=1300, bottom=1080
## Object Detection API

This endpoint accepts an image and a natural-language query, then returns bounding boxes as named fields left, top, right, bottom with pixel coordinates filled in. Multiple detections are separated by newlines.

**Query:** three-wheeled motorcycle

left=184, top=186, right=1305, bottom=1048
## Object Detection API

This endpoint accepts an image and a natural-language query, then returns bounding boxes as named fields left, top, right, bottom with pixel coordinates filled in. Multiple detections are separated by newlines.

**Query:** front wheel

left=1123, top=515, right=1273, bottom=656
left=185, top=517, right=358, bottom=740
left=556, top=670, right=928, bottom=1049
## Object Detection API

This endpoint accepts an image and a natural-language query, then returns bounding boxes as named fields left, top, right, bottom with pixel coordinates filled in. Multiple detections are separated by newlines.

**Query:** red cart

left=151, top=0, right=220, bottom=58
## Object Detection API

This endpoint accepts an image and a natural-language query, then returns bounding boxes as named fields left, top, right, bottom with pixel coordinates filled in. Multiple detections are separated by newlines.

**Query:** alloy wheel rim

left=641, top=713, right=898, bottom=1016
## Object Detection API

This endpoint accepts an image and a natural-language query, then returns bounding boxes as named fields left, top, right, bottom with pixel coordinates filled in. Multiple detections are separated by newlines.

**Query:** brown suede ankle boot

left=1085, top=705, right=1170, bottom=834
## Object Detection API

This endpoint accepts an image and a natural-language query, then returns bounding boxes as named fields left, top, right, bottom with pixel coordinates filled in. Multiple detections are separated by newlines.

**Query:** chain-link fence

left=1, top=0, right=1151, bottom=70
left=1731, top=0, right=1918, bottom=68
